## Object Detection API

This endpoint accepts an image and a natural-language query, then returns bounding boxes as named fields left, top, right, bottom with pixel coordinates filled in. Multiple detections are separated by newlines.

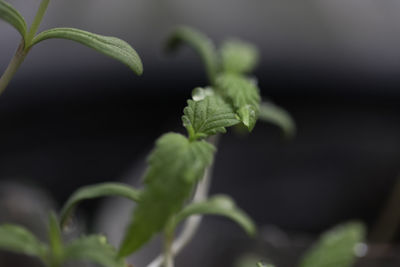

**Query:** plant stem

left=26, top=0, right=50, bottom=45
left=0, top=40, right=27, bottom=95
left=163, top=231, right=174, bottom=267
left=0, top=0, right=50, bottom=95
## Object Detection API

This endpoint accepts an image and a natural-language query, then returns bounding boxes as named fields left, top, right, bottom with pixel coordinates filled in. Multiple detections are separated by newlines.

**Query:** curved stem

left=0, top=40, right=27, bottom=95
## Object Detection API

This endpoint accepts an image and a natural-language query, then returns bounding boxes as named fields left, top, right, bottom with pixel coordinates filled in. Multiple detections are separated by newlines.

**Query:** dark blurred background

left=1, top=0, right=400, bottom=266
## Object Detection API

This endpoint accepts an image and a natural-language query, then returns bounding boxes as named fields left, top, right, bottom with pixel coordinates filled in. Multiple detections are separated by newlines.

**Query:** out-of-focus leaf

left=48, top=212, right=63, bottom=265
left=299, top=222, right=366, bottom=267
left=166, top=26, right=218, bottom=84
left=60, top=182, right=141, bottom=228
left=0, top=0, right=27, bottom=39
left=168, top=195, right=256, bottom=236
left=31, top=28, right=143, bottom=75
left=220, top=40, right=259, bottom=74
left=119, top=133, right=215, bottom=257
left=216, top=73, right=261, bottom=131
left=182, top=93, right=240, bottom=140
left=0, top=224, right=47, bottom=260
left=64, top=235, right=125, bottom=267
left=259, top=101, right=296, bottom=138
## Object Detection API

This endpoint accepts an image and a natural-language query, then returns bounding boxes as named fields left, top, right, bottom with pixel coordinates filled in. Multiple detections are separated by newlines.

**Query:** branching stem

left=0, top=0, right=50, bottom=96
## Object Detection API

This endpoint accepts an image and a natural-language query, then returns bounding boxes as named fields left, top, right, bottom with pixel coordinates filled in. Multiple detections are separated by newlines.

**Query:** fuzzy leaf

left=119, top=133, right=215, bottom=256
left=0, top=0, right=27, bottom=38
left=220, top=40, right=259, bottom=74
left=182, top=93, right=240, bottom=140
left=259, top=101, right=296, bottom=138
left=31, top=28, right=143, bottom=75
left=60, top=183, right=141, bottom=228
left=64, top=235, right=125, bottom=267
left=168, top=195, right=256, bottom=236
left=166, top=26, right=218, bottom=84
left=0, top=224, right=47, bottom=260
left=300, top=222, right=366, bottom=267
left=216, top=73, right=261, bottom=131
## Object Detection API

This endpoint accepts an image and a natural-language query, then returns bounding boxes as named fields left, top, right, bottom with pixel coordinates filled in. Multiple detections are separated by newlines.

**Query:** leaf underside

left=182, top=93, right=240, bottom=140
left=166, top=26, right=218, bottom=84
left=170, top=194, right=256, bottom=236
left=119, top=133, right=215, bottom=256
left=60, top=182, right=141, bottom=228
left=258, top=101, right=296, bottom=138
left=32, top=27, right=143, bottom=75
left=299, top=222, right=366, bottom=267
left=216, top=73, right=261, bottom=131
left=0, top=0, right=27, bottom=38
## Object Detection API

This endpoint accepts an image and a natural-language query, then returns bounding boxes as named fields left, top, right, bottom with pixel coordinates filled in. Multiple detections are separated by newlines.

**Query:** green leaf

left=60, top=182, right=141, bottom=228
left=0, top=0, right=27, bottom=39
left=299, top=222, right=366, bottom=267
left=0, top=224, right=47, bottom=260
left=168, top=195, right=256, bottom=236
left=64, top=235, right=125, bottom=267
left=166, top=26, right=218, bottom=84
left=31, top=28, right=143, bottom=75
left=259, top=101, right=296, bottom=138
left=48, top=213, right=63, bottom=265
left=220, top=40, right=259, bottom=74
left=216, top=73, right=261, bottom=131
left=119, top=133, right=215, bottom=257
left=182, top=92, right=240, bottom=140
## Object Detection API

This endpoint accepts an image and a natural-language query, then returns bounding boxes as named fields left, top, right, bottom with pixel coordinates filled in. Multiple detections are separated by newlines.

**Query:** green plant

left=236, top=222, right=366, bottom=267
left=0, top=0, right=142, bottom=95
left=1, top=3, right=296, bottom=265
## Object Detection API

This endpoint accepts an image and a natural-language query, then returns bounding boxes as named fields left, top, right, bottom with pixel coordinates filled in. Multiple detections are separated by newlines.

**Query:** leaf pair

left=166, top=27, right=261, bottom=131
left=0, top=214, right=125, bottom=267
left=166, top=26, right=259, bottom=84
left=0, top=0, right=142, bottom=75
left=167, top=26, right=296, bottom=136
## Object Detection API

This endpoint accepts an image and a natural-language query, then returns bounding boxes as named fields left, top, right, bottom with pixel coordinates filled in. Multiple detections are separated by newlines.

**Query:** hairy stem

left=147, top=136, right=218, bottom=267
left=0, top=40, right=27, bottom=95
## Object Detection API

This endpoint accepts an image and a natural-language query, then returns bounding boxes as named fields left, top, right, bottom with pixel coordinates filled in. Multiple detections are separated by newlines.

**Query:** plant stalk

left=0, top=40, right=27, bottom=95
left=0, top=0, right=50, bottom=95
left=163, top=231, right=174, bottom=267
left=26, top=0, right=50, bottom=45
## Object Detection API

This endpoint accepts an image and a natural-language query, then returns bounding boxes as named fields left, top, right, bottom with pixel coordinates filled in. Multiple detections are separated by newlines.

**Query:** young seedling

left=62, top=26, right=295, bottom=267
left=0, top=23, right=296, bottom=267
left=0, top=0, right=142, bottom=95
